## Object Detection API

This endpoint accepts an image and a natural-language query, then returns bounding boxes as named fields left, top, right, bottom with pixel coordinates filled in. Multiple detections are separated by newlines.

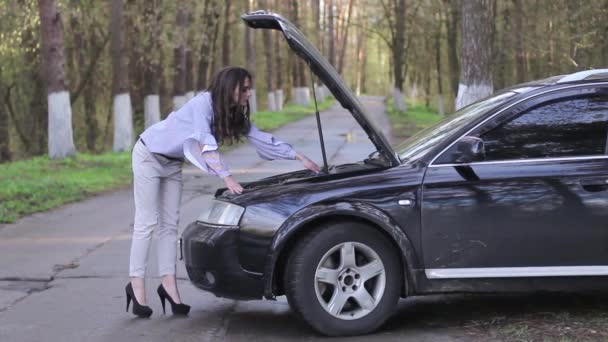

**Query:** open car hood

left=242, top=11, right=400, bottom=166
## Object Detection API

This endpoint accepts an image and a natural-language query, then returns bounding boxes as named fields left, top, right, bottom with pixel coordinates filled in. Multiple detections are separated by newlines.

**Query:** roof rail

left=557, top=69, right=608, bottom=83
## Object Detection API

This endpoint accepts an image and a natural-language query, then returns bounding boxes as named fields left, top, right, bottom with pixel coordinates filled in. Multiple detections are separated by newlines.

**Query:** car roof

left=499, top=70, right=608, bottom=96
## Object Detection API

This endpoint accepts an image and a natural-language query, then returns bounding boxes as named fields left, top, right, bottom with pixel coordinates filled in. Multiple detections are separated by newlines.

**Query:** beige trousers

left=129, top=139, right=183, bottom=278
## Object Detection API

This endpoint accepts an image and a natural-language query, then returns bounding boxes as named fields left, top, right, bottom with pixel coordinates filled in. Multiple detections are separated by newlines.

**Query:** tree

left=173, top=4, right=188, bottom=110
left=259, top=0, right=277, bottom=111
left=455, top=0, right=495, bottom=110
left=444, top=0, right=461, bottom=99
left=0, top=77, right=10, bottom=162
left=222, top=0, right=232, bottom=67
left=379, top=0, right=408, bottom=111
left=197, top=0, right=222, bottom=91
left=142, top=0, right=162, bottom=128
left=274, top=0, right=285, bottom=110
left=245, top=0, right=257, bottom=114
left=110, top=0, right=133, bottom=152
left=39, top=0, right=76, bottom=159
left=336, top=0, right=354, bottom=75
left=290, top=1, right=309, bottom=106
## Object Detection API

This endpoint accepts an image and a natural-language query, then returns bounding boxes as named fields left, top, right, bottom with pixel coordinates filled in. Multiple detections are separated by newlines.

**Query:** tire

left=284, top=221, right=402, bottom=336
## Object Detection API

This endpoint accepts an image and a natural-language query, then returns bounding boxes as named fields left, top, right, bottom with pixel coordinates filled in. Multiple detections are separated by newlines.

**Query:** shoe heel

left=126, top=293, right=131, bottom=312
left=157, top=288, right=166, bottom=314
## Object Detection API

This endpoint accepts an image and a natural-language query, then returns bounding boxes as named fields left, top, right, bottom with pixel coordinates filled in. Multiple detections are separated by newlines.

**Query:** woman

left=126, top=67, right=321, bottom=317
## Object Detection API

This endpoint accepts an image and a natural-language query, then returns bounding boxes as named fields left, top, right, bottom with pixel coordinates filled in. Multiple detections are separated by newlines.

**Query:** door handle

left=580, top=178, right=608, bottom=192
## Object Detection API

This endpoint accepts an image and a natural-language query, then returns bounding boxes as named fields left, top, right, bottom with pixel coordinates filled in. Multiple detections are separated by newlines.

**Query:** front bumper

left=181, top=221, right=264, bottom=300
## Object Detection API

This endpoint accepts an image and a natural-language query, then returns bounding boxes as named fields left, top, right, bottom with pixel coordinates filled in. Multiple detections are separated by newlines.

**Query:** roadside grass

left=385, top=97, right=443, bottom=140
left=0, top=97, right=334, bottom=224
left=0, top=153, right=132, bottom=223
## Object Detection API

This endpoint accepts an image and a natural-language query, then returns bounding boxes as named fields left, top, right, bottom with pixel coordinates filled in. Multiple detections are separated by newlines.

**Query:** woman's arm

left=247, top=123, right=320, bottom=172
left=200, top=147, right=244, bottom=194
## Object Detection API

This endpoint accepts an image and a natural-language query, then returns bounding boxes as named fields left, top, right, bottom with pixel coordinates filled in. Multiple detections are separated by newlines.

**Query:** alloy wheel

left=313, top=242, right=386, bottom=320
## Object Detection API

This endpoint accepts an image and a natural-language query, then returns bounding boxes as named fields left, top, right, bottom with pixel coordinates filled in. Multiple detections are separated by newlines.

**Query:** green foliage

left=0, top=152, right=132, bottom=223
left=385, top=97, right=442, bottom=140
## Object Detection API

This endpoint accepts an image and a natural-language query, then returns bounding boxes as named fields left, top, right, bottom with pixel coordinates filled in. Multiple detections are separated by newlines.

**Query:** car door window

left=480, top=95, right=608, bottom=161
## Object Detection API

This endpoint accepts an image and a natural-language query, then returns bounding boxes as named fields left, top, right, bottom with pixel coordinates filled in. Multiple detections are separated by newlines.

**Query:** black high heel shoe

left=125, top=282, right=153, bottom=318
left=157, top=284, right=190, bottom=315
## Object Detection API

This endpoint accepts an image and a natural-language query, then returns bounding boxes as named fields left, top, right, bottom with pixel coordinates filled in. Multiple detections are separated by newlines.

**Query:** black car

left=181, top=11, right=608, bottom=336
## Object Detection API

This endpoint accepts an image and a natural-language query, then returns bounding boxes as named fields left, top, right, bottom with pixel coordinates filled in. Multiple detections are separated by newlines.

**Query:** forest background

left=1, top=0, right=607, bottom=162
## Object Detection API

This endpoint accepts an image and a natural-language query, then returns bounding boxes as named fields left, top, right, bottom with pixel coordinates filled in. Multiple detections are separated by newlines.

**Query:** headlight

left=197, top=200, right=245, bottom=226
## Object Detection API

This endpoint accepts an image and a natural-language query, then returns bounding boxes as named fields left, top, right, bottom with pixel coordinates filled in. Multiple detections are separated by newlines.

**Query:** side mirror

left=454, top=136, right=485, bottom=163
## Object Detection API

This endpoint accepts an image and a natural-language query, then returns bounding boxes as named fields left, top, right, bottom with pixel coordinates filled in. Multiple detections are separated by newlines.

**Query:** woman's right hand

left=223, top=175, right=244, bottom=194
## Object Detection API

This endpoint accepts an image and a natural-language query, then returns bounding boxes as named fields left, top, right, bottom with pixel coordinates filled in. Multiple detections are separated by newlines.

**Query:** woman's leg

left=157, top=165, right=184, bottom=302
left=129, top=140, right=161, bottom=304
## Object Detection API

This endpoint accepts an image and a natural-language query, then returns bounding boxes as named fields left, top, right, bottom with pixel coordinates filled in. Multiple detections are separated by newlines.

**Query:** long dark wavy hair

left=208, top=67, right=252, bottom=145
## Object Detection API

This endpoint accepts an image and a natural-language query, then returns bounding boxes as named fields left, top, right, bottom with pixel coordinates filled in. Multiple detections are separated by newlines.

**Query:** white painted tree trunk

left=48, top=91, right=76, bottom=159
left=249, top=88, right=257, bottom=114
left=313, top=83, right=323, bottom=102
left=454, top=83, right=492, bottom=110
left=144, top=95, right=161, bottom=128
left=275, top=89, right=284, bottom=111
left=267, top=91, right=277, bottom=112
left=112, top=93, right=133, bottom=152
left=294, top=87, right=310, bottom=106
left=393, top=87, right=406, bottom=111
left=321, top=85, right=330, bottom=99
left=173, top=95, right=187, bottom=111
left=407, top=84, right=418, bottom=100
left=437, top=95, right=445, bottom=116
left=185, top=91, right=195, bottom=101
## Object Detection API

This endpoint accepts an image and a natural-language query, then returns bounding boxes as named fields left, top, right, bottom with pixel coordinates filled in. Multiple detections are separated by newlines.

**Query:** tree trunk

left=494, top=0, right=510, bottom=90
left=197, top=0, right=221, bottom=91
left=513, top=0, right=525, bottom=83
left=355, top=15, right=366, bottom=96
left=173, top=4, right=187, bottom=110
left=222, top=0, right=232, bottom=67
left=337, top=0, right=354, bottom=75
left=444, top=0, right=461, bottom=99
left=312, top=0, right=321, bottom=47
left=275, top=0, right=284, bottom=110
left=392, top=0, right=407, bottom=111
left=245, top=0, right=257, bottom=113
left=290, top=1, right=309, bottom=105
left=126, top=0, right=144, bottom=135
left=435, top=12, right=445, bottom=116
left=455, top=0, right=495, bottom=110
left=327, top=0, right=336, bottom=67
left=604, top=0, right=608, bottom=65
left=259, top=0, right=276, bottom=111
left=185, top=49, right=194, bottom=99
left=71, top=0, right=98, bottom=151
left=21, top=26, right=46, bottom=155
left=567, top=0, right=581, bottom=69
left=110, top=0, right=133, bottom=152
left=143, top=0, right=162, bottom=128
left=211, top=9, right=222, bottom=74
left=39, top=0, right=76, bottom=159
left=0, top=80, right=10, bottom=162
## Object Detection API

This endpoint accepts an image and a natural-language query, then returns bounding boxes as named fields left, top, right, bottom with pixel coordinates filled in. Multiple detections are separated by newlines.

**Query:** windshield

left=395, top=92, right=517, bottom=163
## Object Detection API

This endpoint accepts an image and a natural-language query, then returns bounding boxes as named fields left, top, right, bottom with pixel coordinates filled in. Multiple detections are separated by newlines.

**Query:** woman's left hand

left=296, top=152, right=321, bottom=173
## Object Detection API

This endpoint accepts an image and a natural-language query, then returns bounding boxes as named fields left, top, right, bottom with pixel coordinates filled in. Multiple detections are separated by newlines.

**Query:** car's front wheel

left=284, top=221, right=402, bottom=336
